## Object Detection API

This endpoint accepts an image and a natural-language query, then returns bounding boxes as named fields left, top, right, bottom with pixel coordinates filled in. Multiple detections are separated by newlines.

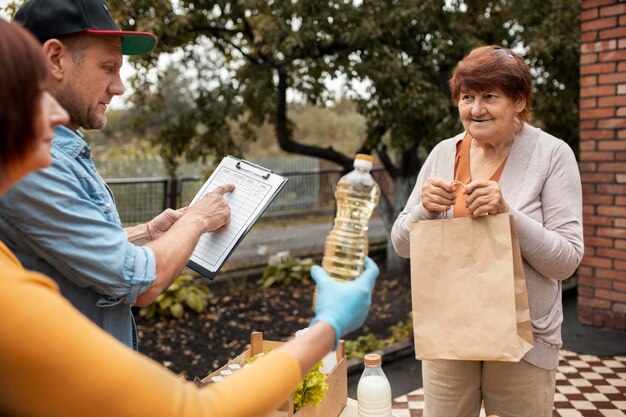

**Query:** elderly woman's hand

left=462, top=180, right=510, bottom=218
left=421, top=177, right=457, bottom=213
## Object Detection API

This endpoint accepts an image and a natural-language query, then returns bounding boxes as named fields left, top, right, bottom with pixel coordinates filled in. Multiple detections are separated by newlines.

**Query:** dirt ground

left=135, top=261, right=412, bottom=380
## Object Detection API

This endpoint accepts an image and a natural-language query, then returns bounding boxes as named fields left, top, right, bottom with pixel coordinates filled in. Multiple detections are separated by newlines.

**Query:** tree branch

left=400, top=138, right=420, bottom=178
left=376, top=143, right=398, bottom=178
left=274, top=68, right=352, bottom=169
left=222, top=38, right=263, bottom=65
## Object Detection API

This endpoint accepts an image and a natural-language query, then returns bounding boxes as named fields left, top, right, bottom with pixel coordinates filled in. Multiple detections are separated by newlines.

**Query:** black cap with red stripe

left=14, top=0, right=157, bottom=55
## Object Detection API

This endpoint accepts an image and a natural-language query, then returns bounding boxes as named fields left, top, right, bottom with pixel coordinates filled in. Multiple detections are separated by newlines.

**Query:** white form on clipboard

left=186, top=156, right=288, bottom=279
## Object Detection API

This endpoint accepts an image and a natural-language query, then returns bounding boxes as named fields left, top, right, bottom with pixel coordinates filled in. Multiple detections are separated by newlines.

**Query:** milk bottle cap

left=364, top=353, right=382, bottom=366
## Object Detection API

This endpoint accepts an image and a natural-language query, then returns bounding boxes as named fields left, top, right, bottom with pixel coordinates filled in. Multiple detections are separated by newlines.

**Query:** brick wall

left=578, top=0, right=626, bottom=331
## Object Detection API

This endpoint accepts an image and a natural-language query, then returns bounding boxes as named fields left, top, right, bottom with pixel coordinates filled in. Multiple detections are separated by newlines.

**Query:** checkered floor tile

left=391, top=350, right=626, bottom=417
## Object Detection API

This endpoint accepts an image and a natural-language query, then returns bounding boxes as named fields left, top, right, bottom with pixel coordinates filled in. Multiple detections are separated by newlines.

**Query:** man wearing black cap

left=0, top=0, right=235, bottom=349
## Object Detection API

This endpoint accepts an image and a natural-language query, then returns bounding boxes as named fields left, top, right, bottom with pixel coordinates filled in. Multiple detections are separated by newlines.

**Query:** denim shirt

left=0, top=126, right=156, bottom=349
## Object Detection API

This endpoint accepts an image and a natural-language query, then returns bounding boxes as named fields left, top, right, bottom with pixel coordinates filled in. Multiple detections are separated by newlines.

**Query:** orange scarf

left=453, top=134, right=507, bottom=217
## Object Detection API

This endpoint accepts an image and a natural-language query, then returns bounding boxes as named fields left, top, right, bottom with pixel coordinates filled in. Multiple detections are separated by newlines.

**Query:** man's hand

left=147, top=208, right=186, bottom=241
left=185, top=184, right=235, bottom=233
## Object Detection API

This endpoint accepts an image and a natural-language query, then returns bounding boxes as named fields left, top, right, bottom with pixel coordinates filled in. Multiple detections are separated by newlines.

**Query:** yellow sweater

left=0, top=242, right=301, bottom=417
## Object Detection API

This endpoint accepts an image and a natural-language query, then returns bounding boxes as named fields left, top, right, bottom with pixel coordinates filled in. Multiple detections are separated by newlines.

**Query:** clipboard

left=186, top=156, right=288, bottom=279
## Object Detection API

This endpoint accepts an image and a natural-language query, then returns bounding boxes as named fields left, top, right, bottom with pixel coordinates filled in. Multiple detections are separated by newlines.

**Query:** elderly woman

left=0, top=19, right=378, bottom=417
left=391, top=45, right=583, bottom=417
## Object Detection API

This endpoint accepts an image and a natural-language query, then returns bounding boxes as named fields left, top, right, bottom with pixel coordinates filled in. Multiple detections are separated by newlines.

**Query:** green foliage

left=242, top=349, right=271, bottom=366
left=138, top=275, right=210, bottom=319
left=258, top=252, right=314, bottom=289
left=388, top=313, right=413, bottom=343
left=6, top=0, right=582, bottom=179
left=234, top=99, right=367, bottom=158
left=106, top=0, right=580, bottom=163
left=88, top=101, right=365, bottom=178
left=511, top=0, right=582, bottom=156
left=345, top=313, right=413, bottom=360
left=1, top=1, right=23, bottom=18
left=293, top=362, right=329, bottom=413
left=345, top=334, right=386, bottom=361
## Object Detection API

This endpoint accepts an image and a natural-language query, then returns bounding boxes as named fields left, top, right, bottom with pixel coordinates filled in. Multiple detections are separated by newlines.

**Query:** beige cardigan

left=391, top=123, right=584, bottom=369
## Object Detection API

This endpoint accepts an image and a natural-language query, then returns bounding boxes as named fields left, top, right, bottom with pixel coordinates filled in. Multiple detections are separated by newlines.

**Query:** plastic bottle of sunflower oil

left=322, top=154, right=380, bottom=281
left=357, top=353, right=392, bottom=417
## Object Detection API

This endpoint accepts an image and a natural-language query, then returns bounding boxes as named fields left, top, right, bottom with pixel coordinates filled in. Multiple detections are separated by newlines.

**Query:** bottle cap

left=354, top=154, right=374, bottom=170
left=364, top=353, right=382, bottom=366
left=355, top=154, right=374, bottom=164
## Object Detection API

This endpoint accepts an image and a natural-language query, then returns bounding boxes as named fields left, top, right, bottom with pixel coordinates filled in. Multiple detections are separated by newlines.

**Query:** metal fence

left=106, top=167, right=392, bottom=224
left=106, top=167, right=392, bottom=270
left=107, top=175, right=203, bottom=224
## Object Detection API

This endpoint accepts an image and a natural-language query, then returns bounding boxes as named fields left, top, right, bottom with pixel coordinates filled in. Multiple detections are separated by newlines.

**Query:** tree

left=5, top=0, right=579, bottom=274
left=132, top=64, right=201, bottom=177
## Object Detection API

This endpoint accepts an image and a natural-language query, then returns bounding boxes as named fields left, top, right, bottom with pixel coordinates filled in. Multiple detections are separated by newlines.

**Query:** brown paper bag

left=409, top=213, right=533, bottom=361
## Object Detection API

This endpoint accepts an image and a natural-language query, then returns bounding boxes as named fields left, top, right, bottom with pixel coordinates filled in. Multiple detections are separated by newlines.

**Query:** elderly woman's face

left=458, top=88, right=525, bottom=143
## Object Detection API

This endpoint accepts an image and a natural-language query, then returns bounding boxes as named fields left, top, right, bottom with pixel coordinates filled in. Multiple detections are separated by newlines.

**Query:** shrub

left=138, top=275, right=210, bottom=319
left=258, top=251, right=314, bottom=288
left=345, top=313, right=413, bottom=360
left=345, top=334, right=385, bottom=360
left=388, top=313, right=413, bottom=342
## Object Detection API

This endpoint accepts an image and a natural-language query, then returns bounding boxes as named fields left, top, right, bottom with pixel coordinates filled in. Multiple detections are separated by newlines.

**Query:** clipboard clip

left=235, top=159, right=273, bottom=180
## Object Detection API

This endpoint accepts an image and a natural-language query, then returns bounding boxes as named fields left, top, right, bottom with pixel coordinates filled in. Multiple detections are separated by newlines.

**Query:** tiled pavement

left=391, top=350, right=626, bottom=417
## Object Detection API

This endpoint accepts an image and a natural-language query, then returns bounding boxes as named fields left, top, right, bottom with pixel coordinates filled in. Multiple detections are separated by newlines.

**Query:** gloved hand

left=147, top=208, right=186, bottom=240
left=310, top=257, right=379, bottom=348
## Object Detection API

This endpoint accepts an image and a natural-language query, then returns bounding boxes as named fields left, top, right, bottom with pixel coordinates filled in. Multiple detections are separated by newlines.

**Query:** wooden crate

left=202, top=331, right=348, bottom=417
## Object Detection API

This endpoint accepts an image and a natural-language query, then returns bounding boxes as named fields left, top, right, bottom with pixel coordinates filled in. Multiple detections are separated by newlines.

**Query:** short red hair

left=449, top=45, right=533, bottom=122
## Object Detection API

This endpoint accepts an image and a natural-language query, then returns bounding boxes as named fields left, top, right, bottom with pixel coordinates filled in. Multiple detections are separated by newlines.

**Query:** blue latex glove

left=310, top=257, right=380, bottom=348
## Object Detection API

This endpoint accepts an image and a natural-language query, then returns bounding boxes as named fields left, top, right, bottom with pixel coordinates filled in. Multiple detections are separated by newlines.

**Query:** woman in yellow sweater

left=0, top=20, right=379, bottom=417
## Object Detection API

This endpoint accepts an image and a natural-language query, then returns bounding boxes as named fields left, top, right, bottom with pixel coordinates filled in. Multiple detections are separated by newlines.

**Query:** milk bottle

left=357, top=353, right=392, bottom=417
